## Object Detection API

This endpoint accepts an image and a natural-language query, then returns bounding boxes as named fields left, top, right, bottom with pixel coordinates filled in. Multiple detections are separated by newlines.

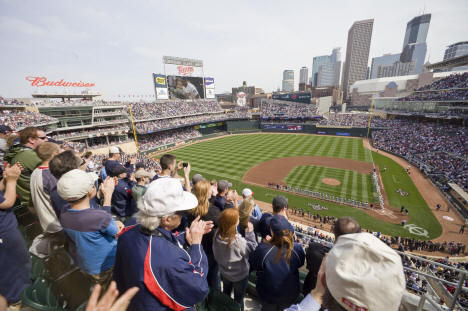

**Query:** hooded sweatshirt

left=212, top=229, right=257, bottom=282
left=4, top=145, right=41, bottom=207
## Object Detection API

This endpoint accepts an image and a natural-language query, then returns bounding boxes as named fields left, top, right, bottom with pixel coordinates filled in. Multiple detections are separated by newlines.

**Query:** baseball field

left=163, top=133, right=442, bottom=239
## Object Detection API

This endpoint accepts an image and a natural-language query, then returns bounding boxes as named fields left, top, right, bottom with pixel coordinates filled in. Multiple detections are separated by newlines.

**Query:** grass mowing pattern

left=284, top=165, right=377, bottom=203
left=164, top=134, right=441, bottom=239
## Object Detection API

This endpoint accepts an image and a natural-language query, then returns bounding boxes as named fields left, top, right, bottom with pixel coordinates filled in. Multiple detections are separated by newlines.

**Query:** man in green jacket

left=4, top=127, right=47, bottom=207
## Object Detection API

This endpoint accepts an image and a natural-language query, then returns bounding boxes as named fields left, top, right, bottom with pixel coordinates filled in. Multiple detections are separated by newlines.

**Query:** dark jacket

left=114, top=225, right=209, bottom=311
left=212, top=195, right=234, bottom=212
left=249, top=242, right=305, bottom=305
left=111, top=178, right=136, bottom=217
left=303, top=242, right=329, bottom=295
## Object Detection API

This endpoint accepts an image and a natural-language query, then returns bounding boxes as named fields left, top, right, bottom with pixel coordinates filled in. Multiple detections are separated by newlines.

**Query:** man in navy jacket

left=114, top=178, right=213, bottom=311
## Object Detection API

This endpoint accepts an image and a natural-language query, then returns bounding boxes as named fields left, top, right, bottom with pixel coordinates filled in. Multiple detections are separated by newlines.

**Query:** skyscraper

left=282, top=70, right=294, bottom=92
left=399, top=14, right=431, bottom=74
left=341, top=19, right=374, bottom=101
left=317, top=48, right=342, bottom=87
left=312, top=55, right=330, bottom=87
left=299, top=67, right=309, bottom=84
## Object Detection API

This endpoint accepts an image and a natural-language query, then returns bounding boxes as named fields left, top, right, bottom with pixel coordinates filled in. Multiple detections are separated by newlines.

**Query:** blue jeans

left=222, top=275, right=249, bottom=311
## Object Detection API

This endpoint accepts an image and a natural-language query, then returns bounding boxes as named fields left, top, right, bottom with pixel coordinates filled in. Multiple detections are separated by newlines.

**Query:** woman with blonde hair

left=213, top=208, right=257, bottom=311
left=238, top=197, right=254, bottom=236
left=188, top=179, right=222, bottom=291
left=249, top=214, right=305, bottom=310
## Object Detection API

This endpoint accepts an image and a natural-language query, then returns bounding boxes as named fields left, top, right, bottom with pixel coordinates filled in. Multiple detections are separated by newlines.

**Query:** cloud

left=0, top=16, right=46, bottom=36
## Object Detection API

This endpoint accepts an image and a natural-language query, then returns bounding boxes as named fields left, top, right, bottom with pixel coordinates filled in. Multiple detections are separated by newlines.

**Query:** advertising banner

left=167, top=75, right=205, bottom=99
left=156, top=87, right=169, bottom=100
left=236, top=92, right=247, bottom=107
left=205, top=77, right=215, bottom=99
left=262, top=124, right=303, bottom=130
left=272, top=92, right=311, bottom=103
left=153, top=73, right=169, bottom=100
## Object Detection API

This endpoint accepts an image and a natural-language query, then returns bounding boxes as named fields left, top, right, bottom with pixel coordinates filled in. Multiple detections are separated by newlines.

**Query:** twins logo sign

left=404, top=224, right=429, bottom=237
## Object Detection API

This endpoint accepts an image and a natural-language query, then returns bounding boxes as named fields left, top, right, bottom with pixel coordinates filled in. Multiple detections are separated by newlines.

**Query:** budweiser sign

left=25, top=76, right=95, bottom=87
left=176, top=65, right=194, bottom=76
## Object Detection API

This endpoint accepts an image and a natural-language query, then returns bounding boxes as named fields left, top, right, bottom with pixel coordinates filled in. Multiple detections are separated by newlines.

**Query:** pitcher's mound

left=322, top=178, right=341, bottom=186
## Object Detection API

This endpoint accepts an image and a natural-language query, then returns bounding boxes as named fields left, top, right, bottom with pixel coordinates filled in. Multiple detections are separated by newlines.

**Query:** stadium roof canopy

left=32, top=93, right=101, bottom=100
left=425, top=54, right=468, bottom=71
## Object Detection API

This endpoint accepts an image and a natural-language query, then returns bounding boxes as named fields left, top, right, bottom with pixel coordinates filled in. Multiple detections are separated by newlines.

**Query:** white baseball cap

left=326, top=232, right=405, bottom=311
left=138, top=178, right=198, bottom=217
left=242, top=188, right=253, bottom=197
left=57, top=169, right=98, bottom=201
left=109, top=146, right=120, bottom=154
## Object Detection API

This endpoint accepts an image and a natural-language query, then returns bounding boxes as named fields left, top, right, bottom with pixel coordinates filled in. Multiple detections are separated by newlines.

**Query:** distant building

left=232, top=81, right=259, bottom=107
left=316, top=48, right=342, bottom=88
left=341, top=19, right=374, bottom=102
left=312, top=55, right=330, bottom=87
left=282, top=70, right=294, bottom=92
left=370, top=53, right=401, bottom=79
left=299, top=67, right=309, bottom=84
left=443, top=41, right=468, bottom=71
left=399, top=14, right=431, bottom=75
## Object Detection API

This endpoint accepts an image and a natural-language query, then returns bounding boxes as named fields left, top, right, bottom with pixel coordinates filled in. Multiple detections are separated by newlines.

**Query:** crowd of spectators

left=0, top=97, right=30, bottom=106
left=129, top=100, right=223, bottom=121
left=415, top=72, right=468, bottom=91
left=318, top=113, right=371, bottom=127
left=135, top=111, right=251, bottom=134
left=51, top=126, right=130, bottom=140
left=398, top=72, right=468, bottom=102
left=137, top=128, right=201, bottom=151
left=0, top=110, right=58, bottom=131
left=261, top=100, right=317, bottom=119
left=372, top=120, right=468, bottom=191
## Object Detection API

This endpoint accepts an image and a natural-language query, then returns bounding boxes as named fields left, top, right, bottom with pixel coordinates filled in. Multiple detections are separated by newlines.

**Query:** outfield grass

left=284, top=165, right=378, bottom=203
left=164, top=134, right=441, bottom=239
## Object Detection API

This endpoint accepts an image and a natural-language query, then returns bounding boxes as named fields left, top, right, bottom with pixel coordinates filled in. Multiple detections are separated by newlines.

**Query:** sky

left=0, top=0, right=467, bottom=100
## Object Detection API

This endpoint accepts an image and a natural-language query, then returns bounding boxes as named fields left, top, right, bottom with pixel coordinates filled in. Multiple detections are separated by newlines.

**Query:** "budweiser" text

left=25, top=76, right=95, bottom=87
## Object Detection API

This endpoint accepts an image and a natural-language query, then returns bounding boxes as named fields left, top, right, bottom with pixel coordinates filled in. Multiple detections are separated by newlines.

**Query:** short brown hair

left=19, top=127, right=40, bottom=145
left=332, top=217, right=361, bottom=241
left=36, top=142, right=60, bottom=161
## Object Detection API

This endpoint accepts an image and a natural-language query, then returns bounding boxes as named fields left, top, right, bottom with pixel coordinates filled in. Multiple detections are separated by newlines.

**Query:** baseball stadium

left=1, top=17, right=468, bottom=311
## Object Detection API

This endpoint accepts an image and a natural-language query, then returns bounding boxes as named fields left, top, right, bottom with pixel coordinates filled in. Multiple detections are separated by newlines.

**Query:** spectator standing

left=30, top=142, right=63, bottom=256
left=250, top=214, right=305, bottom=310
left=114, top=178, right=212, bottom=311
left=0, top=163, right=31, bottom=307
left=241, top=188, right=262, bottom=221
left=188, top=179, right=221, bottom=291
left=110, top=165, right=136, bottom=223
left=213, top=180, right=236, bottom=211
left=4, top=126, right=46, bottom=207
left=131, top=170, right=152, bottom=204
left=303, top=217, right=361, bottom=295
left=57, top=169, right=123, bottom=287
left=213, top=208, right=257, bottom=311
left=105, top=147, right=121, bottom=176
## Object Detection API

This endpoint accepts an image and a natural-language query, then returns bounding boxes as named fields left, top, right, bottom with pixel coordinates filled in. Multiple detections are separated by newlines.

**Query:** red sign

left=176, top=66, right=194, bottom=76
left=25, top=76, right=95, bottom=87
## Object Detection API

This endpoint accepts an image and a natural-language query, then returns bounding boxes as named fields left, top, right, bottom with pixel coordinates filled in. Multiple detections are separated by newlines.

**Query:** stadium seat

left=21, top=277, right=66, bottom=311
left=31, top=254, right=47, bottom=280
left=197, top=289, right=241, bottom=311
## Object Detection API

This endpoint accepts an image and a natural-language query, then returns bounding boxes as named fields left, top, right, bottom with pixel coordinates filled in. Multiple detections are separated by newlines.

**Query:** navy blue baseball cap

left=257, top=213, right=273, bottom=238
left=270, top=214, right=294, bottom=235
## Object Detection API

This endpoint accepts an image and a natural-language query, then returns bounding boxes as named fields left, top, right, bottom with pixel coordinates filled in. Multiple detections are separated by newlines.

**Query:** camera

left=182, top=162, right=188, bottom=168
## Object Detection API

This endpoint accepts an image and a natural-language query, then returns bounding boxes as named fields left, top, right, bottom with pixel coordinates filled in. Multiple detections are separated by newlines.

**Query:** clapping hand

left=85, top=281, right=138, bottom=311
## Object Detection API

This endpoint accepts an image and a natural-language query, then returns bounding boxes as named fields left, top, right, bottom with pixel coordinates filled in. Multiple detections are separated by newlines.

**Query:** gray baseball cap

left=217, top=180, right=232, bottom=192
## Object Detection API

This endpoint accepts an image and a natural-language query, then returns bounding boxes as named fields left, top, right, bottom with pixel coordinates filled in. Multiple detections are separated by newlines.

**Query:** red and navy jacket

left=111, top=178, right=136, bottom=217
left=114, top=224, right=209, bottom=311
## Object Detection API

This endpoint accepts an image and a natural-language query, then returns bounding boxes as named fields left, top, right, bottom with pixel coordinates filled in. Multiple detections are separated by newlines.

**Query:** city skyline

left=0, top=0, right=467, bottom=99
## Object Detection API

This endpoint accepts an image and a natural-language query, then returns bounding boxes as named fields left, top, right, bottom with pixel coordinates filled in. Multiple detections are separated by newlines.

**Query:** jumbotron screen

left=167, top=75, right=205, bottom=99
